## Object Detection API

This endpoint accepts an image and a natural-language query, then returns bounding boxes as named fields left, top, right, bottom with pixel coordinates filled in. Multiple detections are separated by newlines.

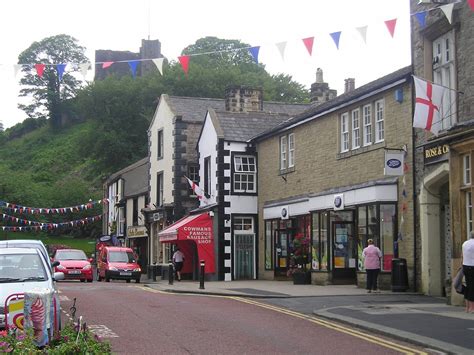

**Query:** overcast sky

left=0, top=0, right=411, bottom=129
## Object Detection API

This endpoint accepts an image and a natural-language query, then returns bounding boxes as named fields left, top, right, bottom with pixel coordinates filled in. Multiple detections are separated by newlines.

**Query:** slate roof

left=105, top=158, right=149, bottom=198
left=213, top=111, right=291, bottom=142
left=166, top=96, right=310, bottom=123
left=253, top=66, right=412, bottom=141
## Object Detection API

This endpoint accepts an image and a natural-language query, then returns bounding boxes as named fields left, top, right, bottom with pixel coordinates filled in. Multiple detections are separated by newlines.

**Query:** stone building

left=94, top=39, right=164, bottom=80
left=253, top=67, right=414, bottom=288
left=410, top=0, right=474, bottom=303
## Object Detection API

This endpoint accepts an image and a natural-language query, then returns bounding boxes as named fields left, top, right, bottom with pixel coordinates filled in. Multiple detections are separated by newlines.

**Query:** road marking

left=231, top=297, right=428, bottom=355
left=88, top=324, right=119, bottom=338
left=59, top=295, right=70, bottom=301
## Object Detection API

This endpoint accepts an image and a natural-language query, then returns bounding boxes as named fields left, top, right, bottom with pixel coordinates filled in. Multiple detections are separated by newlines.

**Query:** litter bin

left=161, top=265, right=169, bottom=280
left=391, top=258, right=409, bottom=292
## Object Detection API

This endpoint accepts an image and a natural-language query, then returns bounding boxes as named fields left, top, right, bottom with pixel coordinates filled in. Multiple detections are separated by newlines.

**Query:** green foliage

left=17, top=34, right=88, bottom=129
left=0, top=322, right=111, bottom=354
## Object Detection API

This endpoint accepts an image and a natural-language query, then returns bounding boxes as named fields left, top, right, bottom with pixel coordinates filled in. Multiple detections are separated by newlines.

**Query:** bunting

left=4, top=9, right=458, bottom=80
left=0, top=198, right=108, bottom=215
left=0, top=215, right=102, bottom=232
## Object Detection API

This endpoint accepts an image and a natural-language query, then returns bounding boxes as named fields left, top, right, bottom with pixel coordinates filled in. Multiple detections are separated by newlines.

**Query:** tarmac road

left=57, top=280, right=430, bottom=354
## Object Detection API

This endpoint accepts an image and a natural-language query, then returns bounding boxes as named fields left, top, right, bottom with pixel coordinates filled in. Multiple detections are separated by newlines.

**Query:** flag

left=185, top=176, right=208, bottom=205
left=413, top=76, right=445, bottom=135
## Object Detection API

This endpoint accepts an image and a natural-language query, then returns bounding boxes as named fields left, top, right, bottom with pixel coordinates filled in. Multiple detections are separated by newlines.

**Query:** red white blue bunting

left=0, top=199, right=109, bottom=215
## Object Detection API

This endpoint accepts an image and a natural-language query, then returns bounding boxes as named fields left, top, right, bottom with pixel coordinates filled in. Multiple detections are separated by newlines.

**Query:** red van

left=96, top=246, right=141, bottom=283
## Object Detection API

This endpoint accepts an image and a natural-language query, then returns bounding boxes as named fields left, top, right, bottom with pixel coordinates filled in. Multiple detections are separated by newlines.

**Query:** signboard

left=153, top=212, right=163, bottom=222
left=127, top=226, right=147, bottom=238
left=424, top=142, right=449, bottom=165
left=280, top=205, right=289, bottom=220
left=384, top=151, right=404, bottom=176
left=333, top=194, right=344, bottom=211
left=5, top=294, right=24, bottom=330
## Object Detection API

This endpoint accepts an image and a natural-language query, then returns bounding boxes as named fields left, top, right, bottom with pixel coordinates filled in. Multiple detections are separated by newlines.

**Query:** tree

left=17, top=34, right=88, bottom=129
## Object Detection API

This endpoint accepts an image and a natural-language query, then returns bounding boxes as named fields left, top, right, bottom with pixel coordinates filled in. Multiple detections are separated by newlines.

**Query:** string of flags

left=0, top=198, right=108, bottom=215
left=0, top=215, right=102, bottom=232
left=1, top=4, right=465, bottom=80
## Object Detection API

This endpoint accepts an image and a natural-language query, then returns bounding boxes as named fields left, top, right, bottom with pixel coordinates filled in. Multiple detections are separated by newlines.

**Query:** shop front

left=264, top=181, right=399, bottom=287
left=126, top=225, right=148, bottom=274
left=158, top=212, right=216, bottom=280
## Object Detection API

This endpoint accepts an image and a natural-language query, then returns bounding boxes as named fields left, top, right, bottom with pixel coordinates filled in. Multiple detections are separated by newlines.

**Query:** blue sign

left=386, top=159, right=402, bottom=169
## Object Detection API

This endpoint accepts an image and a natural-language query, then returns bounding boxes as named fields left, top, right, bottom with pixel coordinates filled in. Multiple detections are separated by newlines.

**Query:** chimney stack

left=310, top=68, right=337, bottom=105
left=344, top=78, right=355, bottom=93
left=225, top=86, right=263, bottom=112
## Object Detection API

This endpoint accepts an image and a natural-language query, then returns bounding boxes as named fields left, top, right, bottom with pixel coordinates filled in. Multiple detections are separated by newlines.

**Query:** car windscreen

left=108, top=251, right=136, bottom=263
left=0, top=253, right=48, bottom=282
left=55, top=250, right=87, bottom=260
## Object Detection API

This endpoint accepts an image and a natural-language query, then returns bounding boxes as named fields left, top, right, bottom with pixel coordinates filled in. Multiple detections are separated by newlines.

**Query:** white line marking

left=88, top=324, right=119, bottom=338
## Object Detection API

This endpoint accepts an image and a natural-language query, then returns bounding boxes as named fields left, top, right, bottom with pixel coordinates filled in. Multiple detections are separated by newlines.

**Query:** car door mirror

left=53, top=272, right=65, bottom=281
left=52, top=260, right=60, bottom=268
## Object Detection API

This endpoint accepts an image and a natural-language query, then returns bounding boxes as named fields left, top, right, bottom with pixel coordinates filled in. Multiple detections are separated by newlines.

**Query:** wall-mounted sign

left=280, top=205, right=289, bottom=220
left=153, top=212, right=163, bottom=222
left=424, top=142, right=449, bottom=165
left=333, top=194, right=344, bottom=211
left=127, top=226, right=147, bottom=238
left=384, top=151, right=404, bottom=176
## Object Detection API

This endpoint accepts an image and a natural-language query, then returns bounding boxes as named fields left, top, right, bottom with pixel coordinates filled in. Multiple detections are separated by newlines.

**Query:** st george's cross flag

left=185, top=176, right=209, bottom=205
left=413, top=76, right=445, bottom=135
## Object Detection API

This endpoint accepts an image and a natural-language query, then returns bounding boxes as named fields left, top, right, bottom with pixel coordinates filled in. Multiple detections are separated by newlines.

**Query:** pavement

left=142, top=275, right=474, bottom=354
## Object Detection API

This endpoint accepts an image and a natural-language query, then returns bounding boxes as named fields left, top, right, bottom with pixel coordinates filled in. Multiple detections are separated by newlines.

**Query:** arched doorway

left=420, top=163, right=450, bottom=296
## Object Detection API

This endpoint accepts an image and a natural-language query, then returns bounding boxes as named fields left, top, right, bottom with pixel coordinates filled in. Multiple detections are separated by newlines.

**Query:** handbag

left=453, top=268, right=466, bottom=295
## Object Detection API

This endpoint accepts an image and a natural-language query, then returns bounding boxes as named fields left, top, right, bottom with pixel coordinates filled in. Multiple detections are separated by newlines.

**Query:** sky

left=0, top=0, right=411, bottom=129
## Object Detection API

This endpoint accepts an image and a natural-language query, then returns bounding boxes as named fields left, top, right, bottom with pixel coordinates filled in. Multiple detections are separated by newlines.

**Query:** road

left=57, top=281, right=430, bottom=354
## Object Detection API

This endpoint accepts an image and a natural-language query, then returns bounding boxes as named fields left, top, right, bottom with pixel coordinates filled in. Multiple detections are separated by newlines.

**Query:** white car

left=0, top=247, right=64, bottom=330
left=0, top=240, right=53, bottom=269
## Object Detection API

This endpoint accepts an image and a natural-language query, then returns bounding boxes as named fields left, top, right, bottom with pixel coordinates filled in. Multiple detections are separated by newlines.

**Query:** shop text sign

left=184, top=226, right=213, bottom=244
left=127, top=226, right=147, bottom=238
left=424, top=142, right=449, bottom=165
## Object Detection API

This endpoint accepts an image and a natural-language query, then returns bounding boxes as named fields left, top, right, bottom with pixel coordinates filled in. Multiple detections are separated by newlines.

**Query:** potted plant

left=287, top=233, right=311, bottom=284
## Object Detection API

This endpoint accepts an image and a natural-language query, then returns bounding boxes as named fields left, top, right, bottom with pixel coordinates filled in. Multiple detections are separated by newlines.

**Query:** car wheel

left=80, top=279, right=86, bottom=283
left=126, top=279, right=131, bottom=283
left=135, top=278, right=140, bottom=284
left=87, top=279, right=93, bottom=283
left=105, top=277, right=110, bottom=282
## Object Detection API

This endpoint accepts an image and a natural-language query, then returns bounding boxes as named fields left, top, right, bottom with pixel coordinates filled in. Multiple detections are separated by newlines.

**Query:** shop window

left=463, top=154, right=471, bottom=186
left=234, top=156, right=257, bottom=193
left=363, top=104, right=372, bottom=146
left=467, top=192, right=472, bottom=239
left=265, top=221, right=273, bottom=270
left=340, top=112, right=349, bottom=152
left=380, top=205, right=396, bottom=271
left=433, top=30, right=457, bottom=130
left=312, top=213, right=320, bottom=270
left=357, top=206, right=367, bottom=270
left=311, top=212, right=328, bottom=270
left=352, top=109, right=360, bottom=149
left=375, top=99, right=384, bottom=142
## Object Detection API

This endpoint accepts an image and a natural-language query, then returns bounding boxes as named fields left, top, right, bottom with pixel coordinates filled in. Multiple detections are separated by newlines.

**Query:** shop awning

left=158, top=213, right=215, bottom=273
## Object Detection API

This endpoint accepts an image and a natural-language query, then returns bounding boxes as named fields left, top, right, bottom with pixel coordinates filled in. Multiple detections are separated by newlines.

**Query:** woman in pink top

left=363, top=239, right=382, bottom=293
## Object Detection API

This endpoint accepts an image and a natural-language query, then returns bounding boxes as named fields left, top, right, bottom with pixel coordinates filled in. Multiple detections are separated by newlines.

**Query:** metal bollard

left=168, top=262, right=174, bottom=285
left=152, top=263, right=157, bottom=282
left=199, top=260, right=205, bottom=289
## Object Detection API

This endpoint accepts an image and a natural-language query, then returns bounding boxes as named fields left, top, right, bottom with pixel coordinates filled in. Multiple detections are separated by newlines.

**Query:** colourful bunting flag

left=302, top=37, right=314, bottom=56
left=35, top=64, right=45, bottom=78
left=178, top=55, right=190, bottom=76
left=440, top=3, right=454, bottom=24
left=128, top=60, right=139, bottom=78
left=56, top=64, right=66, bottom=81
left=102, top=61, right=113, bottom=69
left=384, top=18, right=397, bottom=38
left=415, top=11, right=427, bottom=28
left=79, top=63, right=90, bottom=79
left=330, top=31, right=342, bottom=50
left=356, top=26, right=368, bottom=44
left=13, top=64, right=22, bottom=78
left=275, top=42, right=287, bottom=60
left=248, top=46, right=260, bottom=64
left=152, top=58, right=164, bottom=75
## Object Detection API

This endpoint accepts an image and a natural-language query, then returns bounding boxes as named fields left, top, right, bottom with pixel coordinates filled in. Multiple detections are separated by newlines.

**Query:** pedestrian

left=362, top=239, right=382, bottom=293
left=462, top=231, right=474, bottom=313
left=172, top=247, right=185, bottom=281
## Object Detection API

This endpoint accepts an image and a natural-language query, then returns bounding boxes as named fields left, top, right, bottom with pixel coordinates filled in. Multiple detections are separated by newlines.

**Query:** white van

left=0, top=248, right=64, bottom=330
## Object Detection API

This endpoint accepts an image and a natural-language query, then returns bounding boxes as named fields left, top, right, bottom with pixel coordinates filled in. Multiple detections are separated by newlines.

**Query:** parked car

left=96, top=246, right=141, bottom=283
left=0, top=239, right=56, bottom=270
left=0, top=247, right=64, bottom=330
left=52, top=249, right=93, bottom=282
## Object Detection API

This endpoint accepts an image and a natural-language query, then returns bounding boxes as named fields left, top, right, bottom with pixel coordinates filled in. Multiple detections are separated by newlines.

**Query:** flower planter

left=292, top=271, right=311, bottom=285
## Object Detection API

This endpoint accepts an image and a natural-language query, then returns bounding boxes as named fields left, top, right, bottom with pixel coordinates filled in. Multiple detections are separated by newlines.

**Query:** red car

left=53, top=249, right=93, bottom=282
left=96, top=246, right=141, bottom=283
